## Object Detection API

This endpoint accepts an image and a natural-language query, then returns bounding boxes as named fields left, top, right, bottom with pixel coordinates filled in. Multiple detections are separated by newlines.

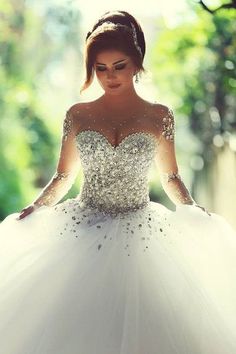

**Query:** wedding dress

left=0, top=106, right=236, bottom=354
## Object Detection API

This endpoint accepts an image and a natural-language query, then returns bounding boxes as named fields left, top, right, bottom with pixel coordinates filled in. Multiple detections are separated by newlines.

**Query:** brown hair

left=79, top=10, right=147, bottom=94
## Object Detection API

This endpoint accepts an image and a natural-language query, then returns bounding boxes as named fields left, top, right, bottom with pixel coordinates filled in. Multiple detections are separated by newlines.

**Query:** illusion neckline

left=75, top=129, right=158, bottom=149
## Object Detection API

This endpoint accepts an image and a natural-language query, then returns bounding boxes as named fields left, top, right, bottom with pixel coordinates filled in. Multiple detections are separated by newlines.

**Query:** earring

left=135, top=73, right=139, bottom=83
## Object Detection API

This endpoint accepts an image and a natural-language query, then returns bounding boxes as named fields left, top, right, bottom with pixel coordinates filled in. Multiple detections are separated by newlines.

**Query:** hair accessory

left=87, top=21, right=143, bottom=59
left=130, top=22, right=143, bottom=58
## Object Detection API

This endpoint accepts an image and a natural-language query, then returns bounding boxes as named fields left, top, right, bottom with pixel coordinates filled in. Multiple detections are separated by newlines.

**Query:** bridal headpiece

left=86, top=21, right=143, bottom=59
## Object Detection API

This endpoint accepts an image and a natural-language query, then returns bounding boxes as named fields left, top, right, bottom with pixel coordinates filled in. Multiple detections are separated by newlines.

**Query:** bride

left=0, top=9, right=236, bottom=354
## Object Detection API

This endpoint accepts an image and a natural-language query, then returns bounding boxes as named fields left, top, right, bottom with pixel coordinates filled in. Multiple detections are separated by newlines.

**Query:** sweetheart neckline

left=75, top=129, right=158, bottom=149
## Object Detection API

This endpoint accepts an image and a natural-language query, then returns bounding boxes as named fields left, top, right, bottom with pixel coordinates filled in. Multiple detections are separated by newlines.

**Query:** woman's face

left=94, top=49, right=138, bottom=95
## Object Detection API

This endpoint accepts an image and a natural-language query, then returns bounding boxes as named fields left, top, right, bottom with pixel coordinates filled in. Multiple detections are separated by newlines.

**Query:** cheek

left=122, top=68, right=134, bottom=79
left=96, top=68, right=134, bottom=81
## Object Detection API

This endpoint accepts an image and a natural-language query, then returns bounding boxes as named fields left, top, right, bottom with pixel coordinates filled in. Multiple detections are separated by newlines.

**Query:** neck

left=101, top=88, right=140, bottom=110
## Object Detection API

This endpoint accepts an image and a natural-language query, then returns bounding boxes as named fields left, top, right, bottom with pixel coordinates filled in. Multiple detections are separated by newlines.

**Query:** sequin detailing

left=53, top=198, right=181, bottom=256
left=161, top=108, right=175, bottom=141
left=33, top=187, right=57, bottom=207
left=160, top=171, right=195, bottom=205
left=162, top=172, right=182, bottom=183
left=63, top=110, right=73, bottom=141
left=33, top=171, right=74, bottom=207
left=32, top=110, right=77, bottom=208
left=32, top=107, right=194, bottom=211
left=54, top=172, right=71, bottom=180
left=76, top=130, right=158, bottom=217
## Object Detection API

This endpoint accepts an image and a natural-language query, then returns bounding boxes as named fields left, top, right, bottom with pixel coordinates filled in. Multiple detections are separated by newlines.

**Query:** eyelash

left=96, top=64, right=126, bottom=72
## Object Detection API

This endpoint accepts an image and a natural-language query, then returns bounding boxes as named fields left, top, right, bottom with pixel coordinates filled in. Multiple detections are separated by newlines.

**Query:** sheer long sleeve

left=32, top=109, right=80, bottom=208
left=154, top=107, right=196, bottom=206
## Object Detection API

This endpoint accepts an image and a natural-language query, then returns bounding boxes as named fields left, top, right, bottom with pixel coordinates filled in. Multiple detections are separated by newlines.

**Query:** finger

left=18, top=211, right=29, bottom=219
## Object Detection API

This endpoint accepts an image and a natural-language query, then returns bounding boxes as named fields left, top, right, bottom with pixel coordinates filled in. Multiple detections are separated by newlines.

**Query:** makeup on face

left=108, top=84, right=121, bottom=89
left=95, top=59, right=129, bottom=72
left=94, top=54, right=137, bottom=92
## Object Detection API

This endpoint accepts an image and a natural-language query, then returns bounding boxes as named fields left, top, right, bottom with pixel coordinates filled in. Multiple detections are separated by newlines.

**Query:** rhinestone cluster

left=75, top=130, right=158, bottom=216
left=161, top=172, right=182, bottom=183
left=33, top=105, right=194, bottom=211
left=33, top=171, right=74, bottom=207
left=53, top=198, right=180, bottom=256
left=161, top=108, right=175, bottom=141
left=63, top=110, right=73, bottom=141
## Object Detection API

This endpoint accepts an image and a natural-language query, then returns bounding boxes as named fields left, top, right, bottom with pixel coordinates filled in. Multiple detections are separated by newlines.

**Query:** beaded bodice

left=75, top=130, right=158, bottom=216
left=32, top=104, right=196, bottom=215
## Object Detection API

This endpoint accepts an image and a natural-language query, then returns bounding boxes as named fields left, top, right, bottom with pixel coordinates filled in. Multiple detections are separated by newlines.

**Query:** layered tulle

left=0, top=199, right=236, bottom=354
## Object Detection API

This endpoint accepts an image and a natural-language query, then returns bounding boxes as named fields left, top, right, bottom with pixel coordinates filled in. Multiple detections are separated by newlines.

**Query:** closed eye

left=96, top=64, right=126, bottom=71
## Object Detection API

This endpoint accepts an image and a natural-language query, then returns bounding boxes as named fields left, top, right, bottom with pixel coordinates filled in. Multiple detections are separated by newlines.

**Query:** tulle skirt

left=0, top=198, right=236, bottom=354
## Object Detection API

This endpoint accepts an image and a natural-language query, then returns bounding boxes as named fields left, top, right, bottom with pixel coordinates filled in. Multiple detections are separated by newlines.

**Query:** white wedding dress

left=0, top=107, right=236, bottom=354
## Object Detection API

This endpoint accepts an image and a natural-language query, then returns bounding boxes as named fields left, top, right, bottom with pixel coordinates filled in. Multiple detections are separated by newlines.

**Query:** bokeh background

left=0, top=0, right=235, bottom=228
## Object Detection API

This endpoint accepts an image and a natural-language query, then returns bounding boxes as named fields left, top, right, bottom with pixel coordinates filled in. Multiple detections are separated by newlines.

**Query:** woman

left=0, top=10, right=236, bottom=354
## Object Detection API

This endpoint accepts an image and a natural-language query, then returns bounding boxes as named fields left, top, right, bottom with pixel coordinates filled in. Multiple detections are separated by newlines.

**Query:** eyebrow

left=95, top=59, right=127, bottom=66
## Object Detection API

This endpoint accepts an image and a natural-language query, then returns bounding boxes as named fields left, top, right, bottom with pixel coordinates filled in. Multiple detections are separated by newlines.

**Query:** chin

left=105, top=89, right=122, bottom=95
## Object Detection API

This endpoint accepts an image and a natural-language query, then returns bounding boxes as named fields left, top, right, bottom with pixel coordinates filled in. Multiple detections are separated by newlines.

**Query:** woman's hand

left=194, top=204, right=211, bottom=216
left=16, top=204, right=40, bottom=220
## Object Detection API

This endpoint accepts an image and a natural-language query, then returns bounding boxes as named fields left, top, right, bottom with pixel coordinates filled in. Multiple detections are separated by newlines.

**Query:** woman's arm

left=154, top=106, right=197, bottom=206
left=32, top=108, right=80, bottom=208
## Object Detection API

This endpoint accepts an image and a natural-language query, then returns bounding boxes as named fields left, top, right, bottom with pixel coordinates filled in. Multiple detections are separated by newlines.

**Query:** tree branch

left=197, top=0, right=236, bottom=14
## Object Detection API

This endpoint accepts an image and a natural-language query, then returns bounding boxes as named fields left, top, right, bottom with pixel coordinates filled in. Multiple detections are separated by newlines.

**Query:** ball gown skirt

left=0, top=129, right=236, bottom=354
left=0, top=198, right=236, bottom=354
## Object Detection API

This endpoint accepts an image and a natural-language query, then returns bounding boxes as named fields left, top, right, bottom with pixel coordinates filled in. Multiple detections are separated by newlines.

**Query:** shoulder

left=64, top=100, right=93, bottom=132
left=141, top=99, right=173, bottom=120
left=139, top=99, right=174, bottom=121
left=150, top=103, right=174, bottom=123
left=67, top=99, right=97, bottom=116
left=150, top=103, right=175, bottom=141
left=67, top=101, right=86, bottom=119
left=61, top=102, right=87, bottom=137
left=150, top=102, right=174, bottom=119
left=66, top=100, right=97, bottom=125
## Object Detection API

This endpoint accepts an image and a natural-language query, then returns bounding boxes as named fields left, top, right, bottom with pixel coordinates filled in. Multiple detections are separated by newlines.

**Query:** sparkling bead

left=63, top=110, right=73, bottom=141
left=54, top=172, right=70, bottom=180
left=161, top=172, right=182, bottom=183
left=33, top=168, right=74, bottom=207
left=36, top=104, right=194, bottom=233
left=161, top=108, right=175, bottom=142
left=75, top=130, right=158, bottom=217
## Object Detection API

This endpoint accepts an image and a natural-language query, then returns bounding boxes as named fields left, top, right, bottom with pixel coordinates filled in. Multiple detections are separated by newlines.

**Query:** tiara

left=130, top=22, right=143, bottom=58
left=87, top=21, right=143, bottom=59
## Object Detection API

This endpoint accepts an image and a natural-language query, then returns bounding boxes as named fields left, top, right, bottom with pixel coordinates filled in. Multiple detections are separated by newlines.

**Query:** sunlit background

left=0, top=0, right=235, bottom=227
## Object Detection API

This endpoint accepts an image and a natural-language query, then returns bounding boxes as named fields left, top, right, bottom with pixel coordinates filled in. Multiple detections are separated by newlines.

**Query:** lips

left=108, top=84, right=120, bottom=88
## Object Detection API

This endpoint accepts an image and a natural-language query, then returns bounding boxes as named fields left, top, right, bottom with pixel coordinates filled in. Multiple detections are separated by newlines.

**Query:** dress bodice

left=75, top=130, right=158, bottom=216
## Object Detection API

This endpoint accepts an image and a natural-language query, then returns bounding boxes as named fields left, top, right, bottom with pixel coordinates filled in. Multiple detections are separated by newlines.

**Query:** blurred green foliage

left=150, top=3, right=236, bottom=207
left=0, top=0, right=81, bottom=219
left=0, top=1, right=235, bottom=220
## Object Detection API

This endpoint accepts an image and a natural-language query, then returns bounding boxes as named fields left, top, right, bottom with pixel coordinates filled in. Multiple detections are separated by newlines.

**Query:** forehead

left=95, top=50, right=130, bottom=65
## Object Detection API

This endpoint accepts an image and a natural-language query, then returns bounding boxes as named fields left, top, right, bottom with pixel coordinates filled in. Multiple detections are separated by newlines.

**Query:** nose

left=106, top=68, right=116, bottom=79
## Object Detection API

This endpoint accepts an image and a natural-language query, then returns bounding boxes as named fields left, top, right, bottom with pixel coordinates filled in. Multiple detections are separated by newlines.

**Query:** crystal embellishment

left=161, top=108, right=175, bottom=141
left=63, top=110, right=73, bottom=141
left=162, top=172, right=182, bottom=183
left=75, top=130, right=158, bottom=216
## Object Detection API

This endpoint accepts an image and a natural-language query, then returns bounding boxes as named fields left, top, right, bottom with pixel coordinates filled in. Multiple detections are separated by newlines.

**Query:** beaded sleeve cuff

left=161, top=172, right=182, bottom=183
left=33, top=171, right=74, bottom=207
